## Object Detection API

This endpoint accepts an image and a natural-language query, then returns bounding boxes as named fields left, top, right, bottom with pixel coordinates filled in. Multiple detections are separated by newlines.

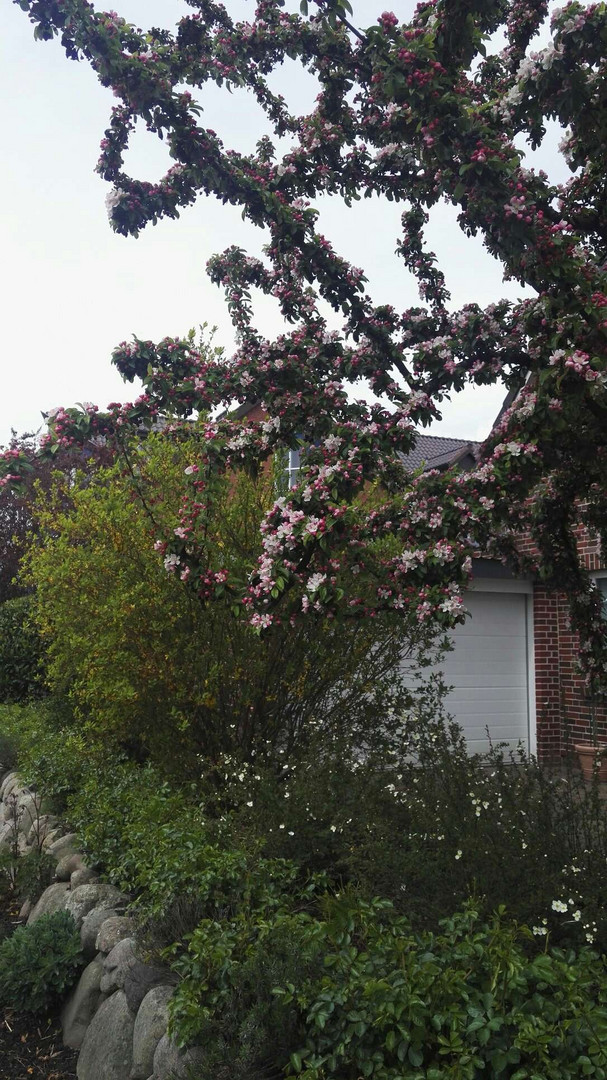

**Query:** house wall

left=521, top=524, right=607, bottom=758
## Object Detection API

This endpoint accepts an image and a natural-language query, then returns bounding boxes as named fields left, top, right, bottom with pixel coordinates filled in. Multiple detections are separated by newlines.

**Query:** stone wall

left=0, top=767, right=206, bottom=1080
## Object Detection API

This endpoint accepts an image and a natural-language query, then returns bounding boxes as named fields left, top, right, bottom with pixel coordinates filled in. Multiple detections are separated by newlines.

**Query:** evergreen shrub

left=0, top=910, right=83, bottom=1013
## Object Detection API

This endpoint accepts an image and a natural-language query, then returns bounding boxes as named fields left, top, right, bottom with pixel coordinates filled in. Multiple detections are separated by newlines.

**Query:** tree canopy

left=5, top=0, right=607, bottom=683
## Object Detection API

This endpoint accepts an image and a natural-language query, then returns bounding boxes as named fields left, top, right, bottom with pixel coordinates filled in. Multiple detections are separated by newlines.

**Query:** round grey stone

left=100, top=938, right=137, bottom=995
left=62, top=954, right=106, bottom=1050
left=152, top=1034, right=206, bottom=1079
left=96, top=915, right=136, bottom=955
left=55, top=851, right=87, bottom=882
left=71, top=867, right=99, bottom=890
left=18, top=898, right=32, bottom=921
left=81, top=907, right=119, bottom=959
left=27, top=813, right=57, bottom=847
left=77, top=990, right=135, bottom=1080
left=1, top=772, right=22, bottom=802
left=0, top=771, right=19, bottom=800
left=65, top=884, right=127, bottom=929
left=130, top=985, right=174, bottom=1080
left=16, top=791, right=43, bottom=836
left=45, top=831, right=78, bottom=858
left=41, top=827, right=64, bottom=851
left=27, top=881, right=70, bottom=925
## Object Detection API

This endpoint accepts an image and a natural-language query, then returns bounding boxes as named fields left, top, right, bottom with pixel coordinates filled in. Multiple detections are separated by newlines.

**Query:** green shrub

left=7, top=694, right=607, bottom=953
left=168, top=895, right=607, bottom=1080
left=205, top=707, right=607, bottom=951
left=0, top=596, right=45, bottom=703
left=0, top=910, right=83, bottom=1013
left=275, top=899, right=607, bottom=1080
left=22, top=433, right=439, bottom=774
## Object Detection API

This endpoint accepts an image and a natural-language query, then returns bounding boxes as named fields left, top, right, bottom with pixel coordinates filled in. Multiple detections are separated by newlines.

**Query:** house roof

left=222, top=401, right=480, bottom=472
left=399, top=434, right=480, bottom=472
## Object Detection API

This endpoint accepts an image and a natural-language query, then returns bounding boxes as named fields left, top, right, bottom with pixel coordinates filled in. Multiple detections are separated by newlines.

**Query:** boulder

left=45, top=831, right=79, bottom=860
left=41, top=827, right=64, bottom=851
left=27, top=813, right=57, bottom=847
left=0, top=770, right=19, bottom=800
left=81, top=907, right=120, bottom=959
left=56, top=851, right=87, bottom=882
left=96, top=916, right=136, bottom=956
left=16, top=791, right=43, bottom=836
left=71, top=866, right=99, bottom=890
left=129, top=985, right=174, bottom=1080
left=65, top=884, right=127, bottom=929
left=100, top=938, right=138, bottom=995
left=62, top=954, right=106, bottom=1049
left=152, top=1034, right=206, bottom=1079
left=27, top=881, right=70, bottom=925
left=77, top=990, right=135, bottom=1080
left=124, top=961, right=176, bottom=1015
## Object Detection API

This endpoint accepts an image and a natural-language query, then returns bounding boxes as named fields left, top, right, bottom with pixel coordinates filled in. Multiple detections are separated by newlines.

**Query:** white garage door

left=402, top=584, right=534, bottom=756
left=440, top=588, right=533, bottom=755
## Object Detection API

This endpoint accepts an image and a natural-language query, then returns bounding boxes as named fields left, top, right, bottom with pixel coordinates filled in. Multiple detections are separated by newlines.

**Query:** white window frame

left=285, top=447, right=301, bottom=489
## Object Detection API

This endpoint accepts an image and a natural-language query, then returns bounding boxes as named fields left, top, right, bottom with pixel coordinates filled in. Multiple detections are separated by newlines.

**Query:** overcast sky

left=1, top=0, right=568, bottom=447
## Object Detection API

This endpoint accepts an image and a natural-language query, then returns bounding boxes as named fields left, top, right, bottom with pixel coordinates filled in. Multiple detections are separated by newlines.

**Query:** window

left=285, top=447, right=301, bottom=489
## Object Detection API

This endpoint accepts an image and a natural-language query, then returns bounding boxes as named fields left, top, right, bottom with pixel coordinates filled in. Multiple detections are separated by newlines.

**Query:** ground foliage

left=4, top=0, right=607, bottom=685
left=4, top=700, right=607, bottom=1077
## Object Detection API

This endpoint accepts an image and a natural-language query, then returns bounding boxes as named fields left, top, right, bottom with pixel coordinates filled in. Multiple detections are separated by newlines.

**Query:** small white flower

left=552, top=900, right=568, bottom=913
left=455, top=850, right=462, bottom=860
left=330, top=825, right=337, bottom=833
left=306, top=573, right=327, bottom=594
left=105, top=185, right=124, bottom=220
left=246, top=801, right=253, bottom=808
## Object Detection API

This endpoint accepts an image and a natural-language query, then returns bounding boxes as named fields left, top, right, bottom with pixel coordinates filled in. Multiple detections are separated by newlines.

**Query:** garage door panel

left=454, top=595, right=525, bottom=635
left=443, top=686, right=527, bottom=702
left=443, top=666, right=526, bottom=682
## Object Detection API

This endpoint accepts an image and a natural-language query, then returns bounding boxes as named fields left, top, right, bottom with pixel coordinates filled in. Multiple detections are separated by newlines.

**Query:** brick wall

left=522, top=524, right=606, bottom=758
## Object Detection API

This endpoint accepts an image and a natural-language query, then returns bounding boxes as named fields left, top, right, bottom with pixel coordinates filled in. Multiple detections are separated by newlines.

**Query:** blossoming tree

left=5, top=0, right=607, bottom=683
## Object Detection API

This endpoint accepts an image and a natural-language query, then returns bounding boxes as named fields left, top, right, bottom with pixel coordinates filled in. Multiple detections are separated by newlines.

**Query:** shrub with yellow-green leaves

left=23, top=431, right=433, bottom=774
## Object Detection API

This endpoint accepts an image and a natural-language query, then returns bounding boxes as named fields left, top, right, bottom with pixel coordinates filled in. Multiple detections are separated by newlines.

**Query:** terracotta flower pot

left=574, top=743, right=607, bottom=782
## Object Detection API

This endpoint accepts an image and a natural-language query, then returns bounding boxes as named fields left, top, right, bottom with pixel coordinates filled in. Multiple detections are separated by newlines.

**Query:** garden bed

left=0, top=1008, right=77, bottom=1080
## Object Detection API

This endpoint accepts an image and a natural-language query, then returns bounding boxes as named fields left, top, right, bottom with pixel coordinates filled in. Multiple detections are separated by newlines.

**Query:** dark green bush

left=276, top=899, right=607, bottom=1080
left=7, top=696, right=607, bottom=952
left=0, top=910, right=83, bottom=1013
left=169, top=895, right=607, bottom=1080
left=196, top=711, right=607, bottom=951
left=0, top=596, right=45, bottom=703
